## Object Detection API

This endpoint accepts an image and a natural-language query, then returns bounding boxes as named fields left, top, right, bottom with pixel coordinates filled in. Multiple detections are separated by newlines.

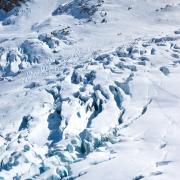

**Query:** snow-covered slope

left=0, top=0, right=180, bottom=179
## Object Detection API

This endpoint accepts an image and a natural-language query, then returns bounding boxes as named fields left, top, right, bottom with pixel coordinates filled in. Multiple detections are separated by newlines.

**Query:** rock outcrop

left=0, top=0, right=26, bottom=12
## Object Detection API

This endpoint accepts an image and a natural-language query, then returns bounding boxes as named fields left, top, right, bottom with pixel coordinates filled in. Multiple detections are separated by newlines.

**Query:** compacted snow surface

left=0, top=0, right=180, bottom=179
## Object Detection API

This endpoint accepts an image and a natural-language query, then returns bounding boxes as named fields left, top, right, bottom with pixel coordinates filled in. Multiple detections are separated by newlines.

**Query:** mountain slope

left=0, top=0, right=180, bottom=179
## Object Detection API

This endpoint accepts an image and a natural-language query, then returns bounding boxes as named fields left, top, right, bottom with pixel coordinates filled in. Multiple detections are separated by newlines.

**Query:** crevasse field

left=0, top=0, right=180, bottom=179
